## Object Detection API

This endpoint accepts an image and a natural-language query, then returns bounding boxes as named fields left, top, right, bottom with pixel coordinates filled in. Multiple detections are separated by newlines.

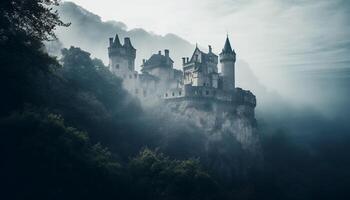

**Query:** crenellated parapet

left=233, top=88, right=256, bottom=107
left=108, top=34, right=136, bottom=61
left=162, top=86, right=256, bottom=121
left=163, top=85, right=256, bottom=108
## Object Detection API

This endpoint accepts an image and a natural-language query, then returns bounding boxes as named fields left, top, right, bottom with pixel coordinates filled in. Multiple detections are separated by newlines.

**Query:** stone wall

left=163, top=85, right=256, bottom=111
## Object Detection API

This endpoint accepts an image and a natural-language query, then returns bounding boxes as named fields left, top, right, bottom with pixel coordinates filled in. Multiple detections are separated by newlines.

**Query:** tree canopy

left=0, top=0, right=68, bottom=41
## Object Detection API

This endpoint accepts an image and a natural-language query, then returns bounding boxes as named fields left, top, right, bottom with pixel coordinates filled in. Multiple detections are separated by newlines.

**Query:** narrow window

left=116, top=64, right=120, bottom=69
left=165, top=93, right=168, bottom=97
left=206, top=90, right=209, bottom=95
left=172, top=92, right=175, bottom=96
left=179, top=91, right=182, bottom=96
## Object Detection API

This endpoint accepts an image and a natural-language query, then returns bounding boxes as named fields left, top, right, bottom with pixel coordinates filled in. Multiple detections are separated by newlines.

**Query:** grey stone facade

left=163, top=36, right=255, bottom=114
left=107, top=34, right=256, bottom=112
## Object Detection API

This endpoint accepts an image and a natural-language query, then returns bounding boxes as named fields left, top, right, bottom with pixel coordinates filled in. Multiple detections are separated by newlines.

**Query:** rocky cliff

left=154, top=98, right=262, bottom=178
left=165, top=99, right=260, bottom=151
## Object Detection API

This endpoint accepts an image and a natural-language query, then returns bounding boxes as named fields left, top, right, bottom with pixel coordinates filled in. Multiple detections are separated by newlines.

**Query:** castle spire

left=219, top=35, right=236, bottom=91
left=114, top=34, right=122, bottom=47
left=222, top=36, right=233, bottom=54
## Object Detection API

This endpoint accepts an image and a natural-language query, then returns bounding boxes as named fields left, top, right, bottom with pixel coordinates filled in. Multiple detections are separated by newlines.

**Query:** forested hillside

left=0, top=1, right=218, bottom=199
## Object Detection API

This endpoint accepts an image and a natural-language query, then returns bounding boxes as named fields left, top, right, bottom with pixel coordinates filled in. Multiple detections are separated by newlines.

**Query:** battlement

left=163, top=85, right=256, bottom=108
left=234, top=88, right=256, bottom=107
left=108, top=34, right=136, bottom=60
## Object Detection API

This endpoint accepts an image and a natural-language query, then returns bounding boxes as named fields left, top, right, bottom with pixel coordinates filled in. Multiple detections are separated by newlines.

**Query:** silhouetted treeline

left=1, top=1, right=350, bottom=200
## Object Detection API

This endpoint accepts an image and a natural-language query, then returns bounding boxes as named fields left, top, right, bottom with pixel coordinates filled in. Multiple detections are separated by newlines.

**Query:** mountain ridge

left=55, top=2, right=195, bottom=69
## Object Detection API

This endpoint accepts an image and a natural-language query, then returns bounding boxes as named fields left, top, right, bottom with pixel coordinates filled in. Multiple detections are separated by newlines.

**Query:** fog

left=66, top=0, right=350, bottom=112
left=3, top=0, right=350, bottom=199
left=55, top=1, right=350, bottom=120
left=56, top=0, right=349, bottom=156
left=51, top=1, right=350, bottom=145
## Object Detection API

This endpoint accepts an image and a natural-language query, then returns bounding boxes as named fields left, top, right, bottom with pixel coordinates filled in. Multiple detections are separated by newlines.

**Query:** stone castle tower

left=219, top=36, right=236, bottom=91
left=108, top=34, right=136, bottom=79
left=106, top=34, right=255, bottom=111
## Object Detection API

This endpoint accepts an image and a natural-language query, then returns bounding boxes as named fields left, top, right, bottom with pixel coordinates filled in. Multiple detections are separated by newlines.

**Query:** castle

left=108, top=34, right=256, bottom=115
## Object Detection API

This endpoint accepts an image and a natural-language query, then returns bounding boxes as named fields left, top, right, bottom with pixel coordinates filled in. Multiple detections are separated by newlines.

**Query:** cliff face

left=162, top=98, right=262, bottom=177
left=165, top=99, right=260, bottom=152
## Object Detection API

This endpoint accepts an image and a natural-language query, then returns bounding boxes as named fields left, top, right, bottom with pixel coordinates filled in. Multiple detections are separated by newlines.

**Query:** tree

left=0, top=0, right=69, bottom=41
left=0, top=0, right=68, bottom=115
left=0, top=110, right=126, bottom=200
left=129, top=149, right=220, bottom=200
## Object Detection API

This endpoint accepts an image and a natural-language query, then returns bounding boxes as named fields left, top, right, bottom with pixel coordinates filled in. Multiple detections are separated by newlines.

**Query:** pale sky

left=67, top=0, right=350, bottom=107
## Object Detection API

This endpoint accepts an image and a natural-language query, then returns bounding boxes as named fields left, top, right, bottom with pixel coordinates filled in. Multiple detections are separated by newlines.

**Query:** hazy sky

left=66, top=0, right=350, bottom=109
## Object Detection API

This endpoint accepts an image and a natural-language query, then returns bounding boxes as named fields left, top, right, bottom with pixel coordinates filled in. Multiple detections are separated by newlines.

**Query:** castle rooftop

left=221, top=36, right=235, bottom=55
left=142, top=50, right=174, bottom=70
left=188, top=46, right=218, bottom=64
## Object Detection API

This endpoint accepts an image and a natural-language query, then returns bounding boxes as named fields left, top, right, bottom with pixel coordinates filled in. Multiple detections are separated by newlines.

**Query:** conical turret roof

left=113, top=34, right=122, bottom=47
left=222, top=36, right=233, bottom=54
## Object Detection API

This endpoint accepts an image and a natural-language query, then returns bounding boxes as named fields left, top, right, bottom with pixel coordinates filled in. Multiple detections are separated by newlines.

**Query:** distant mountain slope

left=55, top=2, right=195, bottom=69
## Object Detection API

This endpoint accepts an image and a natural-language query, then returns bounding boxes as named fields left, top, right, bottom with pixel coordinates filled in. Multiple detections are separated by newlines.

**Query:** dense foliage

left=0, top=0, right=63, bottom=114
left=0, top=109, right=219, bottom=199
left=1, top=111, right=125, bottom=199
left=0, top=0, right=68, bottom=41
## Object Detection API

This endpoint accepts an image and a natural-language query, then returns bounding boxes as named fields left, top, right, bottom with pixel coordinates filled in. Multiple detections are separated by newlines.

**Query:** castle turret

left=219, top=36, right=236, bottom=91
left=108, top=34, right=136, bottom=77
